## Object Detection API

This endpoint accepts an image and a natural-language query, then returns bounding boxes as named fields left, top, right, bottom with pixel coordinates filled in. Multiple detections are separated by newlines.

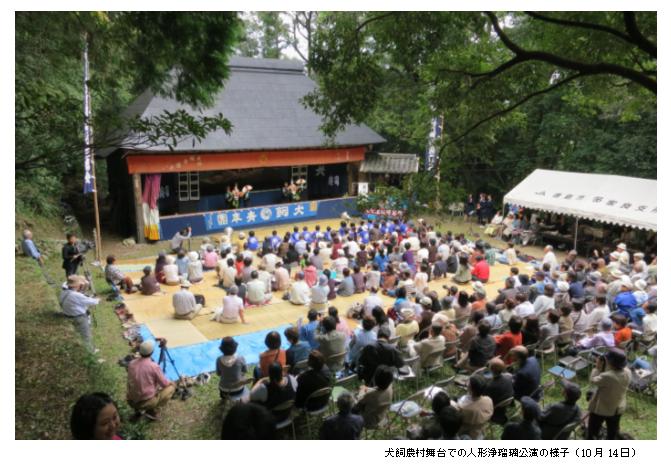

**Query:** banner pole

left=83, top=33, right=103, bottom=262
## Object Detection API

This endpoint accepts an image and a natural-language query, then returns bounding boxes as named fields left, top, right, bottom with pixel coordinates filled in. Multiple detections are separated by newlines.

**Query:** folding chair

left=219, top=377, right=253, bottom=410
left=362, top=402, right=392, bottom=440
left=552, top=420, right=581, bottom=440
left=421, top=348, right=447, bottom=382
left=396, top=355, right=421, bottom=398
left=486, top=397, right=515, bottom=438
left=534, top=334, right=560, bottom=372
left=388, top=390, right=426, bottom=438
left=272, top=400, right=297, bottom=439
left=302, top=386, right=333, bottom=438
left=106, top=278, right=123, bottom=301
left=325, top=351, right=348, bottom=376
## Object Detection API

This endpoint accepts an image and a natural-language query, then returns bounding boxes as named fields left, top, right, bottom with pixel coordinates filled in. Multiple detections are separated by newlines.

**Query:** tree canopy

left=303, top=11, right=656, bottom=204
left=15, top=11, right=241, bottom=213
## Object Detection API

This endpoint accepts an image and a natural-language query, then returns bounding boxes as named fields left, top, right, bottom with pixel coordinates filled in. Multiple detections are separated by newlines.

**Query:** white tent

left=503, top=169, right=657, bottom=231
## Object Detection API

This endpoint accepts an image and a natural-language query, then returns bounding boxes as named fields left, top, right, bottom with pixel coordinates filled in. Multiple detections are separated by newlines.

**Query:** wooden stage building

left=102, top=57, right=418, bottom=242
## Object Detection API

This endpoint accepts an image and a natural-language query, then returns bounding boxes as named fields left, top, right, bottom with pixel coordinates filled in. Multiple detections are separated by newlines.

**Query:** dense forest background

left=15, top=11, right=656, bottom=218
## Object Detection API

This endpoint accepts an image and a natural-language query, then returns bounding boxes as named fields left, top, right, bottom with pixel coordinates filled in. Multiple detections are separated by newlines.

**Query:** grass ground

left=15, top=210, right=656, bottom=439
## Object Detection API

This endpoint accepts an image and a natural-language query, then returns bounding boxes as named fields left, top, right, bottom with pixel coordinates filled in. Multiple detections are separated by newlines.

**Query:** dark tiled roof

left=360, top=152, right=419, bottom=174
left=103, top=56, right=384, bottom=156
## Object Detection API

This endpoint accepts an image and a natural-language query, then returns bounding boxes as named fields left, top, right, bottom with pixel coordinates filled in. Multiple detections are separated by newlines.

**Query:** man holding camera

left=62, top=233, right=83, bottom=278
left=586, top=348, right=632, bottom=439
left=127, top=340, right=176, bottom=419
left=59, top=275, right=100, bottom=351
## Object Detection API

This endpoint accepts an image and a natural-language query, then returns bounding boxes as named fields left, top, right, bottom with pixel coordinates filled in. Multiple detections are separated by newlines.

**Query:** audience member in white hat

left=616, top=243, right=630, bottom=266
left=187, top=251, right=204, bottom=283
left=542, top=245, right=558, bottom=271
left=172, top=281, right=203, bottom=320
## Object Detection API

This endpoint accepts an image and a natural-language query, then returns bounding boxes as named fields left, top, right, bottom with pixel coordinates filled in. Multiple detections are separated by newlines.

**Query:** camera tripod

left=158, top=341, right=182, bottom=379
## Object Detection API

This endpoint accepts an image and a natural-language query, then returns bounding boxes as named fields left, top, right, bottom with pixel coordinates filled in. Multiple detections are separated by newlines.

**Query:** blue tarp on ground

left=138, top=323, right=292, bottom=381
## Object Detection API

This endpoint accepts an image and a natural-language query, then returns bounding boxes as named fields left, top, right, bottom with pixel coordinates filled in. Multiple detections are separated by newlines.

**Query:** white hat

left=609, top=251, right=620, bottom=260
left=431, top=313, right=449, bottom=325
left=338, top=249, right=345, bottom=256
left=617, top=243, right=627, bottom=250
left=620, top=277, right=633, bottom=289
left=139, top=340, right=155, bottom=356
left=634, top=280, right=647, bottom=291
left=166, top=255, right=176, bottom=264
left=188, top=251, right=199, bottom=261
left=419, top=296, right=433, bottom=307
left=557, top=281, right=570, bottom=292
left=471, top=281, right=486, bottom=295
left=238, top=232, right=246, bottom=239
left=610, top=269, right=624, bottom=278
left=180, top=280, right=192, bottom=288
left=634, top=252, right=645, bottom=259
left=400, top=307, right=415, bottom=320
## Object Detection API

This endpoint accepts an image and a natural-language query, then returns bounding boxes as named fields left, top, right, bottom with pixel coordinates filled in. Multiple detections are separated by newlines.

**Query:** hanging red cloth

left=142, top=174, right=161, bottom=240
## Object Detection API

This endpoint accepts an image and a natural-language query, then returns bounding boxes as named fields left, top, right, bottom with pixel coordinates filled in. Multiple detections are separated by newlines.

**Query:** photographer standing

left=59, top=275, right=100, bottom=351
left=62, top=233, right=83, bottom=278
left=587, top=348, right=632, bottom=439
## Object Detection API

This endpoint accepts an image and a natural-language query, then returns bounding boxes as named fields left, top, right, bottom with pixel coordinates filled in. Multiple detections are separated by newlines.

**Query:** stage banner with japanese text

left=203, top=201, right=318, bottom=231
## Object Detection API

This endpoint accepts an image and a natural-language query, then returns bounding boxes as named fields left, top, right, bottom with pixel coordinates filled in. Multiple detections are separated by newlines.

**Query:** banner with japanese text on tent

left=203, top=201, right=318, bottom=231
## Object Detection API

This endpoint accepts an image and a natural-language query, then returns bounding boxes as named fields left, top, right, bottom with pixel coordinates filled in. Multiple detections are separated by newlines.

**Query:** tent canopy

left=503, top=169, right=657, bottom=231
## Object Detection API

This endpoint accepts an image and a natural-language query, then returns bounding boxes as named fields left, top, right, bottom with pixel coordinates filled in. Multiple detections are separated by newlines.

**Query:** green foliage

left=16, top=11, right=241, bottom=208
left=236, top=12, right=289, bottom=59
left=306, top=12, right=656, bottom=201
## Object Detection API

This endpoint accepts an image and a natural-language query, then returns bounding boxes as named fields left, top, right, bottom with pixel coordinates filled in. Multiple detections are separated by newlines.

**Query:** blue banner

left=203, top=201, right=318, bottom=231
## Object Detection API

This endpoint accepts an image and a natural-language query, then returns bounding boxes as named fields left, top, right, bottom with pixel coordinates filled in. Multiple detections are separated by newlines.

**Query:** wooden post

left=132, top=173, right=146, bottom=244
left=573, top=218, right=579, bottom=251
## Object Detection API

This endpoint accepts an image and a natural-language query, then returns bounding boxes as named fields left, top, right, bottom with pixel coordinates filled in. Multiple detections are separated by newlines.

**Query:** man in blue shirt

left=302, top=226, right=312, bottom=243
left=298, top=309, right=320, bottom=349
left=270, top=230, right=281, bottom=251
left=358, top=227, right=370, bottom=245
left=21, top=229, right=44, bottom=265
left=290, top=226, right=301, bottom=244
left=567, top=271, right=585, bottom=300
left=246, top=231, right=259, bottom=251
left=284, top=326, right=311, bottom=371
left=614, top=282, right=638, bottom=320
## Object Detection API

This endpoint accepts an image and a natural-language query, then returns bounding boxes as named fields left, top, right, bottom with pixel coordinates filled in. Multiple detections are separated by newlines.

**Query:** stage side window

left=291, top=166, right=308, bottom=186
left=178, top=172, right=200, bottom=201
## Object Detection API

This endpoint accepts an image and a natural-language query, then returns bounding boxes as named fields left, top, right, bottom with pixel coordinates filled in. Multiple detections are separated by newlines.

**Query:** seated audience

left=320, top=392, right=364, bottom=440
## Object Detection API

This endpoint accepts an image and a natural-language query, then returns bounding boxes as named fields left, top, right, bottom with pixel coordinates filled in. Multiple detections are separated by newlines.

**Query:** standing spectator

left=587, top=348, right=632, bottom=439
left=62, top=233, right=83, bottom=278
left=59, top=275, right=100, bottom=351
